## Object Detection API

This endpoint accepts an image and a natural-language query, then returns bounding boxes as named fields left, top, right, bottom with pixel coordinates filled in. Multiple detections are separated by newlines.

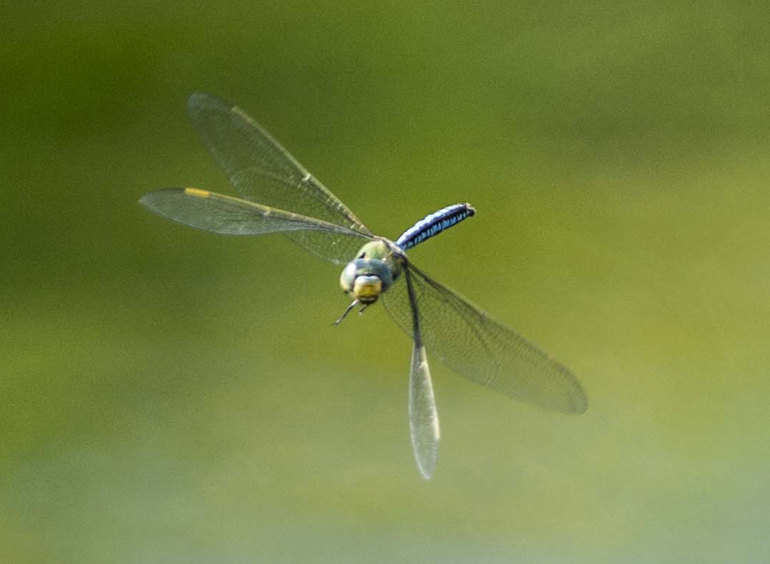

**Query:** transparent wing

left=404, top=267, right=440, bottom=480
left=186, top=92, right=374, bottom=263
left=140, top=188, right=371, bottom=257
left=383, top=263, right=588, bottom=414
left=409, top=342, right=440, bottom=480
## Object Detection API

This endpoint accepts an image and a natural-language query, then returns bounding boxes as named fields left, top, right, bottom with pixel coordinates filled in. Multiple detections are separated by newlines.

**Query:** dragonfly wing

left=140, top=189, right=372, bottom=255
left=409, top=341, right=440, bottom=480
left=404, top=267, right=440, bottom=480
left=187, top=92, right=373, bottom=235
left=383, top=262, right=588, bottom=414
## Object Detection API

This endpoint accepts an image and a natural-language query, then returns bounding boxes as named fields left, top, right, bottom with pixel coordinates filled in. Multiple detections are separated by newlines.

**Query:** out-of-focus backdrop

left=3, top=1, right=769, bottom=563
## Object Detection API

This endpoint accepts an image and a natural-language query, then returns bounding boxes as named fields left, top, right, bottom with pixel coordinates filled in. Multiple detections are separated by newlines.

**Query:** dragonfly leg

left=333, top=300, right=359, bottom=326
left=357, top=303, right=369, bottom=316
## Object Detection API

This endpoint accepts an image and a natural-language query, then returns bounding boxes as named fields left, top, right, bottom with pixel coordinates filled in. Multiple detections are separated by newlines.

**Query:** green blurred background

left=3, top=1, right=769, bottom=562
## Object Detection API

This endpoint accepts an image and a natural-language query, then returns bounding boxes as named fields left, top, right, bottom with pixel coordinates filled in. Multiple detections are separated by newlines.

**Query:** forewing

left=383, top=263, right=588, bottom=414
left=186, top=92, right=373, bottom=236
left=140, top=188, right=371, bottom=260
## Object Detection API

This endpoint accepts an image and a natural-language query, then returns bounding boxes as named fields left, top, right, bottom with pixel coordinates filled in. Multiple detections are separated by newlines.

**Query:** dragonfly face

left=140, top=92, right=588, bottom=481
left=339, top=239, right=403, bottom=305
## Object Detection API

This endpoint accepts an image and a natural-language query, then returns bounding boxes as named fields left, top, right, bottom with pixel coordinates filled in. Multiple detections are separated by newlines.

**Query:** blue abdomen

left=395, top=203, right=475, bottom=251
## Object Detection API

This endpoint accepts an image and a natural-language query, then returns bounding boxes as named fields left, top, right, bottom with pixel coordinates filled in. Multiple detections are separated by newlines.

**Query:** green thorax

left=355, top=238, right=405, bottom=281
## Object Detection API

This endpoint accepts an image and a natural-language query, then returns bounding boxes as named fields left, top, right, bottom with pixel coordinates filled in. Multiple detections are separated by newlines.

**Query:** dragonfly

left=140, top=92, right=588, bottom=480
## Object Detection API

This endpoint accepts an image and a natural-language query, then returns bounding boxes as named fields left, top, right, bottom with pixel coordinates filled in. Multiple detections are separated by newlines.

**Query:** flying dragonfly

left=140, top=92, right=588, bottom=479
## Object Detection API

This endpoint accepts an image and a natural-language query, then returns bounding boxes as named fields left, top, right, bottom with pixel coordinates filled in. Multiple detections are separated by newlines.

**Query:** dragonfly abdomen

left=395, top=203, right=475, bottom=251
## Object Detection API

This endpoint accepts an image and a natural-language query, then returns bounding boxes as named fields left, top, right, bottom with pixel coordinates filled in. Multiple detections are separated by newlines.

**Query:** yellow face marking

left=354, top=277, right=382, bottom=300
left=184, top=188, right=211, bottom=198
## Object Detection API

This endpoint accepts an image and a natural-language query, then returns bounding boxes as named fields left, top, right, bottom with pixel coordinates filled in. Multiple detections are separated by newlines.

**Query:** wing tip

left=138, top=190, right=163, bottom=208
left=570, top=390, right=589, bottom=414
left=186, top=91, right=230, bottom=119
left=415, top=453, right=437, bottom=480
left=560, top=376, right=589, bottom=414
left=418, top=466, right=435, bottom=480
left=138, top=187, right=186, bottom=210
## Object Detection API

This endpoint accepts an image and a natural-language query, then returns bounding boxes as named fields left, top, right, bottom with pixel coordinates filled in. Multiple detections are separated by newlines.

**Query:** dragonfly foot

left=357, top=304, right=369, bottom=316
left=333, top=300, right=359, bottom=326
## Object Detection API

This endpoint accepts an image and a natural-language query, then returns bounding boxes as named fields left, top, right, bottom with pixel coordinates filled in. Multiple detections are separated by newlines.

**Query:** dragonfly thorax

left=339, top=239, right=403, bottom=304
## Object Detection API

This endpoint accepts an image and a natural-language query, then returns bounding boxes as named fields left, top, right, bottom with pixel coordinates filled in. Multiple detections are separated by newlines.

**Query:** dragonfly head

left=340, top=257, right=394, bottom=304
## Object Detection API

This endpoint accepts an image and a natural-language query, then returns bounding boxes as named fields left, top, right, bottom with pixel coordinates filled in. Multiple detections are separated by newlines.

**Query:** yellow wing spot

left=184, top=188, right=211, bottom=198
